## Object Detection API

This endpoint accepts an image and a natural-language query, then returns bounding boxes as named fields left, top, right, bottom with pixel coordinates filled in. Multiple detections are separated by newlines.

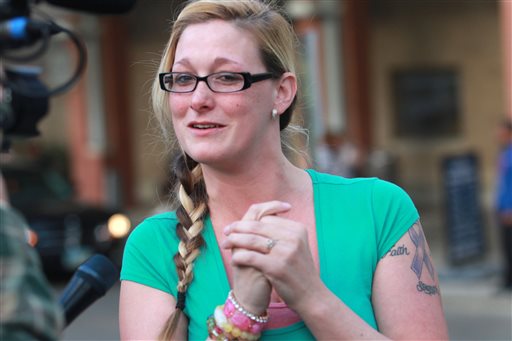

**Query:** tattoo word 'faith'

left=387, top=244, right=410, bottom=257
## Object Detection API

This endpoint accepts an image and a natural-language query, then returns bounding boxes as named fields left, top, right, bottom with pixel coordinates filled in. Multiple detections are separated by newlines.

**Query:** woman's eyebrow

left=173, top=56, right=243, bottom=70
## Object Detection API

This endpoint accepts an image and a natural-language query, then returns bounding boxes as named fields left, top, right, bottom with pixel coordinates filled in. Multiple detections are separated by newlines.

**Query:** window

left=392, top=68, right=460, bottom=138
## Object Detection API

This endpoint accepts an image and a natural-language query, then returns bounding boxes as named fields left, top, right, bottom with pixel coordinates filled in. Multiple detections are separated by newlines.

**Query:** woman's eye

left=175, top=74, right=195, bottom=84
left=216, top=73, right=241, bottom=83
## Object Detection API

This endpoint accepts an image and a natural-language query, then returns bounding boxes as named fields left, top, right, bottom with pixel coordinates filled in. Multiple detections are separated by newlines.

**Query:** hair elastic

left=176, top=291, right=187, bottom=310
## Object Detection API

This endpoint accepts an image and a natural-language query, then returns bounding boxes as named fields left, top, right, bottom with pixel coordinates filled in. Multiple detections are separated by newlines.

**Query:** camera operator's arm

left=0, top=173, right=64, bottom=340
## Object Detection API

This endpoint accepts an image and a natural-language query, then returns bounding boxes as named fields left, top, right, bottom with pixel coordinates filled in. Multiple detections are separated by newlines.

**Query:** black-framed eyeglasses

left=158, top=71, right=275, bottom=93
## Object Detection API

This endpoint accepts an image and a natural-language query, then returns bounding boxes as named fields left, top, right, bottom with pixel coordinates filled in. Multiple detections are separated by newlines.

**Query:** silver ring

left=266, top=238, right=277, bottom=251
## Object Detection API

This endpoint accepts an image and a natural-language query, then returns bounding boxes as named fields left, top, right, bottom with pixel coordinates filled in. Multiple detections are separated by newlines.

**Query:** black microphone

left=59, top=254, right=119, bottom=327
left=46, top=0, right=137, bottom=15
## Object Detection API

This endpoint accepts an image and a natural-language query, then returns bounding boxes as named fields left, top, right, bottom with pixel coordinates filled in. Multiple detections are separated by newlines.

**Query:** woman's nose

left=190, top=81, right=214, bottom=112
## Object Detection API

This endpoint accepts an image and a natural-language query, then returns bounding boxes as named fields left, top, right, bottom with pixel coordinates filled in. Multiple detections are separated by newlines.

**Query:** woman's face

left=169, top=20, right=278, bottom=167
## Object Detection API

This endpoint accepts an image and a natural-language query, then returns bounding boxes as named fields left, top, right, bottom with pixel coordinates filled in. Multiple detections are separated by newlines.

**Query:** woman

left=119, top=1, right=449, bottom=340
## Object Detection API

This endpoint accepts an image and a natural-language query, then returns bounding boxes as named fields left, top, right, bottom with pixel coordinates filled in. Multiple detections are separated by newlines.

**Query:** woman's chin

left=189, top=154, right=245, bottom=171
left=185, top=150, right=228, bottom=165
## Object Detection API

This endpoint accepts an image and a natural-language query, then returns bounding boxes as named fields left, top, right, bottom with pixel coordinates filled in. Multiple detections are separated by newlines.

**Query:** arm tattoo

left=409, top=221, right=434, bottom=279
left=417, top=281, right=439, bottom=295
left=408, top=221, right=439, bottom=295
left=385, top=244, right=410, bottom=257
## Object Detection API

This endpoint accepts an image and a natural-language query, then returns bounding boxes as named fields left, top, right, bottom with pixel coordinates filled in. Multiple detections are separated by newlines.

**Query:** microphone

left=59, top=254, right=119, bottom=327
left=46, top=0, right=137, bottom=15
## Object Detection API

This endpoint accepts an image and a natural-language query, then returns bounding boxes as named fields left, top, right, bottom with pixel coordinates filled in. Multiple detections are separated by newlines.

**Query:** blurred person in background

left=119, top=1, right=448, bottom=340
left=314, top=130, right=362, bottom=178
left=496, top=118, right=512, bottom=290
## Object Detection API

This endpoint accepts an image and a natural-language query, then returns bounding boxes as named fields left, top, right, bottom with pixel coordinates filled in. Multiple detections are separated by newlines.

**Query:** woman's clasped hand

left=222, top=201, right=319, bottom=313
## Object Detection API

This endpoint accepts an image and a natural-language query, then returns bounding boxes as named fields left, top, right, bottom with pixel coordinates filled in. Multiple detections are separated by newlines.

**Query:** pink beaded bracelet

left=214, top=305, right=260, bottom=341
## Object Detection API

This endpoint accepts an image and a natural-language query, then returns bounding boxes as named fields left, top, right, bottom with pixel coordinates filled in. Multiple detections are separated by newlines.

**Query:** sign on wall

left=442, top=153, right=486, bottom=264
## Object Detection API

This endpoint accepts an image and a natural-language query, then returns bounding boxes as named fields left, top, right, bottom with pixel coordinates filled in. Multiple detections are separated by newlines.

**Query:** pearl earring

left=271, top=109, right=278, bottom=120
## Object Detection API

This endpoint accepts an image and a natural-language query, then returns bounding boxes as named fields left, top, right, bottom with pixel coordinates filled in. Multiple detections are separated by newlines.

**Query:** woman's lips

left=187, top=122, right=226, bottom=135
left=191, top=123, right=223, bottom=129
left=188, top=121, right=226, bottom=128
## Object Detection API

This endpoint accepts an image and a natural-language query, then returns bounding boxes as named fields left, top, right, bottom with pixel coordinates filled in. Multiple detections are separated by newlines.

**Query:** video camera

left=0, top=0, right=135, bottom=151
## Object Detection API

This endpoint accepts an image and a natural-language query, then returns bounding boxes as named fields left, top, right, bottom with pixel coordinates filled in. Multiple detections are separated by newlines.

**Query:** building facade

left=12, top=0, right=512, bottom=262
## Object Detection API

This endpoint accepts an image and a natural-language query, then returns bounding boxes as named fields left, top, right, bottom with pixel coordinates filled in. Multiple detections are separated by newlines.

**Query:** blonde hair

left=152, top=1, right=303, bottom=339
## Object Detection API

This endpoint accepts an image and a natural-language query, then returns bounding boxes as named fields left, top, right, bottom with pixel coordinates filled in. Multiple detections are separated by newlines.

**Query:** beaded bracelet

left=214, top=305, right=260, bottom=341
left=224, top=299, right=265, bottom=335
left=207, top=314, right=228, bottom=341
left=227, top=291, right=269, bottom=324
left=207, top=291, right=269, bottom=341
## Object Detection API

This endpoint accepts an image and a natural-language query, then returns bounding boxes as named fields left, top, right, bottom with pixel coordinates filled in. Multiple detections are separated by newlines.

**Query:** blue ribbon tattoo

left=409, top=223, right=434, bottom=280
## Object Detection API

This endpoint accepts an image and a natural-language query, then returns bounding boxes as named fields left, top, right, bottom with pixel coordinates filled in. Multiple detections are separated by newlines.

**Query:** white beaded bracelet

left=227, top=290, right=269, bottom=324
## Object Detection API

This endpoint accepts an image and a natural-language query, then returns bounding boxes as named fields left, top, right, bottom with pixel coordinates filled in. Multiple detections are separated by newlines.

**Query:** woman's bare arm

left=291, top=220, right=448, bottom=340
left=119, top=280, right=188, bottom=340
left=372, top=220, right=449, bottom=339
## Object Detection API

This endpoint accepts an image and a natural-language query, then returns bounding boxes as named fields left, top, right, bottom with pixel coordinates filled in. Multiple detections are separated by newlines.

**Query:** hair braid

left=158, top=153, right=209, bottom=340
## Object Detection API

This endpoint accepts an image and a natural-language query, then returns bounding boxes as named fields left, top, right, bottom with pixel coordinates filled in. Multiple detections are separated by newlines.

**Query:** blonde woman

left=119, top=1, right=449, bottom=340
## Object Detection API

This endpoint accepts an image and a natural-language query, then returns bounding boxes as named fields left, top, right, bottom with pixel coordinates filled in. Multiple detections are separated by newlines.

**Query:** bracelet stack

left=207, top=290, right=268, bottom=340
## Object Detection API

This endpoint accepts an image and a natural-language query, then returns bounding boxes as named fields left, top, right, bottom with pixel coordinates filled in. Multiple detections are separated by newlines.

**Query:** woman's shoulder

left=308, top=168, right=403, bottom=188
left=307, top=169, right=413, bottom=203
left=120, top=211, right=181, bottom=293
left=307, top=168, right=379, bottom=188
left=137, top=210, right=178, bottom=229
left=126, top=211, right=179, bottom=244
left=143, top=210, right=178, bottom=223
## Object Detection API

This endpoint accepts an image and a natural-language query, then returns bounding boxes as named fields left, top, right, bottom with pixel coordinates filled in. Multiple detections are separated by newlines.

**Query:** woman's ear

left=273, top=72, right=297, bottom=115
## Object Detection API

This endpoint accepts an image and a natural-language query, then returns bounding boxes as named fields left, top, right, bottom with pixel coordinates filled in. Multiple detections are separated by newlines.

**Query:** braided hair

left=158, top=153, right=208, bottom=340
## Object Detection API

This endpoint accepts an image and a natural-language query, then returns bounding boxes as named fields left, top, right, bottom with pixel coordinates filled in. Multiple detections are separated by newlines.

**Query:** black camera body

left=0, top=0, right=134, bottom=151
left=1, top=1, right=51, bottom=150
left=1, top=66, right=48, bottom=140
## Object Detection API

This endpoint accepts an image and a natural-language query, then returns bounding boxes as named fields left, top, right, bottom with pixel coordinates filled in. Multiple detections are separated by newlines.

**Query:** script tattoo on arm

left=408, top=221, right=439, bottom=296
left=385, top=244, right=410, bottom=257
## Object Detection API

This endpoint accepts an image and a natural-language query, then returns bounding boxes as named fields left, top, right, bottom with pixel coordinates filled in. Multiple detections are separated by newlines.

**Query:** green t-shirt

left=121, top=169, right=419, bottom=340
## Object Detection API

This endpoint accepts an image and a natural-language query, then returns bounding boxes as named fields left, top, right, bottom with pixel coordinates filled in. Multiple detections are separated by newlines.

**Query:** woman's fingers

left=231, top=248, right=272, bottom=271
left=222, top=232, right=278, bottom=254
left=224, top=215, right=300, bottom=239
left=241, top=201, right=291, bottom=221
left=223, top=201, right=293, bottom=245
left=224, top=219, right=266, bottom=236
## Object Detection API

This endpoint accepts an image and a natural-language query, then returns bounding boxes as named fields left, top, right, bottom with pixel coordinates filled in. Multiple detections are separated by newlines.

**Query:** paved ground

left=433, top=231, right=512, bottom=340
left=439, top=266, right=512, bottom=341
